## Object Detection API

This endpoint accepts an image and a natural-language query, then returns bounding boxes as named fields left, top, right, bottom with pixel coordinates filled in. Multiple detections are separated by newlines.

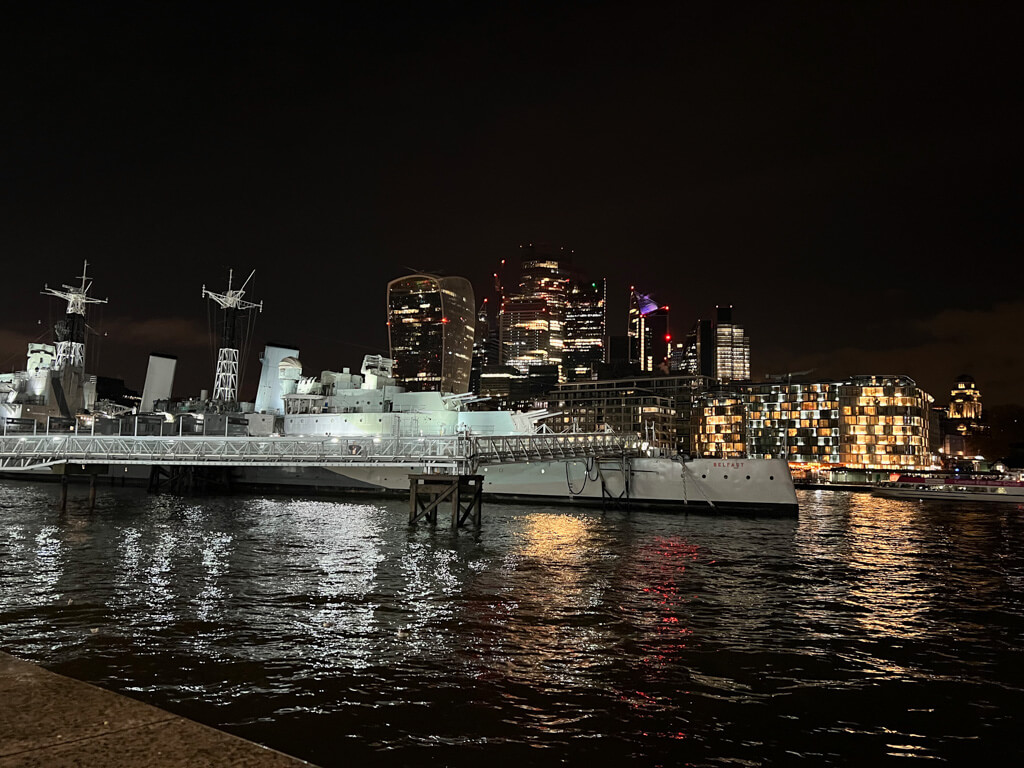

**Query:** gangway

left=0, top=431, right=639, bottom=475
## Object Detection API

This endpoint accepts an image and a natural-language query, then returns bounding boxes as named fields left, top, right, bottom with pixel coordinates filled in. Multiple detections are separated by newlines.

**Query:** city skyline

left=1, top=4, right=1020, bottom=404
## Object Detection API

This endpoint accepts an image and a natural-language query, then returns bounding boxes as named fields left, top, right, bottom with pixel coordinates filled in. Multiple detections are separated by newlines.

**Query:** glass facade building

left=694, top=392, right=747, bottom=458
left=563, top=278, right=607, bottom=380
left=745, top=382, right=841, bottom=462
left=552, top=372, right=934, bottom=469
left=498, top=244, right=572, bottom=374
left=628, top=288, right=670, bottom=372
left=387, top=274, right=475, bottom=394
left=713, top=305, right=749, bottom=382
left=677, top=307, right=747, bottom=382
left=698, top=375, right=934, bottom=469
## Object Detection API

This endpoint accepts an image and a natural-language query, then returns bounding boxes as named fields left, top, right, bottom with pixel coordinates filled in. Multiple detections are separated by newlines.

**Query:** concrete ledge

left=0, top=652, right=315, bottom=767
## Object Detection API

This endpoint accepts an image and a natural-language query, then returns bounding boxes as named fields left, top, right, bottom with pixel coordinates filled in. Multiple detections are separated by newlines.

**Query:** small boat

left=873, top=471, right=1024, bottom=503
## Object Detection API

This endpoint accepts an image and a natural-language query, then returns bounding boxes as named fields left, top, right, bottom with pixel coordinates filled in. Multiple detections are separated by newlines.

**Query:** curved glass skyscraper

left=387, top=274, right=475, bottom=394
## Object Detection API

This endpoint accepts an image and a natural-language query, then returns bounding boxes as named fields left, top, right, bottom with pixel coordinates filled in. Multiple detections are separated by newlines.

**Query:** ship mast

left=41, top=260, right=108, bottom=372
left=202, top=269, right=263, bottom=404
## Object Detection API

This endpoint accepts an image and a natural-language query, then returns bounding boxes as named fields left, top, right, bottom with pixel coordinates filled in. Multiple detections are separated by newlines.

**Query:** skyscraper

left=679, top=306, right=749, bottom=382
left=563, top=277, right=607, bottom=380
left=714, top=305, right=750, bottom=381
left=497, top=244, right=571, bottom=374
left=678, top=319, right=714, bottom=376
left=628, top=288, right=670, bottom=372
left=387, top=274, right=475, bottom=394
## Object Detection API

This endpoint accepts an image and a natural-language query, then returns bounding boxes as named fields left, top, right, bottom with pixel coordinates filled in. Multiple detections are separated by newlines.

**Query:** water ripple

left=1, top=481, right=1023, bottom=764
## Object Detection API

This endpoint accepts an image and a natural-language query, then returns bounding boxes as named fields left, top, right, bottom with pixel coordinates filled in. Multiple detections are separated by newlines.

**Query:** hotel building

left=738, top=375, right=933, bottom=469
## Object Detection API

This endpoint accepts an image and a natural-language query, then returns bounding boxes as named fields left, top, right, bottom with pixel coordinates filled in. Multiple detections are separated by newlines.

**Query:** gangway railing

left=468, top=433, right=638, bottom=468
left=0, top=431, right=640, bottom=474
left=0, top=435, right=470, bottom=472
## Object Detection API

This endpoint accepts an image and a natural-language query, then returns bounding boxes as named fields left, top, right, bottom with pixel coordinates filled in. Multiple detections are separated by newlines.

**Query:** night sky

left=2, top=2, right=1021, bottom=405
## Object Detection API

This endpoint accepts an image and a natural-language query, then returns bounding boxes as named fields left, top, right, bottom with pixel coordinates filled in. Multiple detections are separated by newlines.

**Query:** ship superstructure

left=1, top=262, right=106, bottom=423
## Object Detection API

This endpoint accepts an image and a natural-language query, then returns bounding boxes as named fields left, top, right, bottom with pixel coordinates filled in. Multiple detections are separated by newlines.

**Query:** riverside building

left=709, top=375, right=934, bottom=470
left=550, top=375, right=712, bottom=455
left=552, top=372, right=934, bottom=471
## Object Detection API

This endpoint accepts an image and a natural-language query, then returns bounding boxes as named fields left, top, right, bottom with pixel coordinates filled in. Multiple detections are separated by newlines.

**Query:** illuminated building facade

left=551, top=383, right=676, bottom=451
left=478, top=364, right=557, bottom=411
left=692, top=375, right=934, bottom=470
left=677, top=307, right=748, bottom=382
left=628, top=288, right=670, bottom=372
left=563, top=278, right=607, bottom=380
left=387, top=274, right=475, bottom=394
left=553, top=369, right=933, bottom=469
left=677, top=320, right=714, bottom=376
left=942, top=374, right=986, bottom=460
left=949, top=374, right=982, bottom=420
left=837, top=376, right=932, bottom=469
left=469, top=299, right=498, bottom=394
left=713, top=305, right=749, bottom=381
left=694, top=391, right=746, bottom=458
left=497, top=244, right=571, bottom=374
left=498, top=298, right=553, bottom=374
left=745, top=381, right=841, bottom=462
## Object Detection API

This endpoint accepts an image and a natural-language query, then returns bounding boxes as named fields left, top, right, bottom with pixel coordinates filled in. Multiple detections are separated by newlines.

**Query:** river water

left=1, top=479, right=1022, bottom=766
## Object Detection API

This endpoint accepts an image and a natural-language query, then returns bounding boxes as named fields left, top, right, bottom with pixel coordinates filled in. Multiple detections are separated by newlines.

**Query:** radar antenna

left=41, top=260, right=108, bottom=371
left=202, top=269, right=263, bottom=404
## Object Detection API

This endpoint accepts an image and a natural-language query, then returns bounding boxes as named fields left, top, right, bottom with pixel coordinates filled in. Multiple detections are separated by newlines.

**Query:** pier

left=0, top=651, right=314, bottom=767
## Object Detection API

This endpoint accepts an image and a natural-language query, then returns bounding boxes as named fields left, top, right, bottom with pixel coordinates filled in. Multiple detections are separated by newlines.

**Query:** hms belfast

left=0, top=266, right=798, bottom=515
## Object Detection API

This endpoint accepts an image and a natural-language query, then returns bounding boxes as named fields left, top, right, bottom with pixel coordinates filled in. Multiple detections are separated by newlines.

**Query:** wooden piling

left=408, top=474, right=484, bottom=528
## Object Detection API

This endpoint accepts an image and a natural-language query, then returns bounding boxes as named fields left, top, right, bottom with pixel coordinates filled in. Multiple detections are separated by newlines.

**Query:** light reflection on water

left=1, top=480, right=1023, bottom=765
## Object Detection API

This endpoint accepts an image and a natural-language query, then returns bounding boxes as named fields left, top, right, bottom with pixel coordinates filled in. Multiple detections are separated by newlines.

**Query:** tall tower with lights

left=202, top=269, right=263, bottom=404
